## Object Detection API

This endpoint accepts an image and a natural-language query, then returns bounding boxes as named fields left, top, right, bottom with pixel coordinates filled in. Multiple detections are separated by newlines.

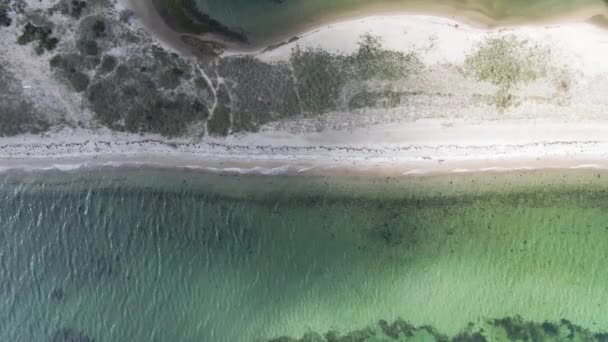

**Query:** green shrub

left=17, top=22, right=59, bottom=54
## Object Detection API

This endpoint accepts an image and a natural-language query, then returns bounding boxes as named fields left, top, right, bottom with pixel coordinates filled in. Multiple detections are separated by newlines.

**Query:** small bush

left=17, top=22, right=59, bottom=54
left=0, top=4, right=11, bottom=27
left=464, top=36, right=549, bottom=109
left=291, top=46, right=349, bottom=113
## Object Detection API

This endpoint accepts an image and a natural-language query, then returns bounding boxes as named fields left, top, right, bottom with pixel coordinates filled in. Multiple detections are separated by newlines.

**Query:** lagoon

left=192, top=0, right=607, bottom=45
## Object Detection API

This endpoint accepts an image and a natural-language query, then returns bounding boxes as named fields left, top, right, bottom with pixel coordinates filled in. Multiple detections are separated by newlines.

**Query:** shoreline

left=4, top=119, right=608, bottom=178
left=3, top=153, right=608, bottom=178
left=126, top=0, right=608, bottom=53
left=121, top=0, right=200, bottom=56
left=248, top=2, right=608, bottom=53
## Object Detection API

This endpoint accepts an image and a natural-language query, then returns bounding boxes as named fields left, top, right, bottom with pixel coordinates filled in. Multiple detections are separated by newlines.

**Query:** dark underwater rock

left=50, top=287, right=65, bottom=301
left=51, top=328, right=93, bottom=342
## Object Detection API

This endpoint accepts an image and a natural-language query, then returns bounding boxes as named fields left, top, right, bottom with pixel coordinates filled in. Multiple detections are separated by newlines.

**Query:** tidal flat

left=2, top=168, right=608, bottom=341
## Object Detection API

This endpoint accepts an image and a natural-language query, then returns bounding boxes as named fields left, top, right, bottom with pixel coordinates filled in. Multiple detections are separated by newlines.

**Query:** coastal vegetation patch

left=98, top=54, right=117, bottom=74
left=217, top=56, right=300, bottom=133
left=49, top=53, right=93, bottom=92
left=17, top=22, right=59, bottom=55
left=52, top=0, right=87, bottom=19
left=353, top=33, right=423, bottom=81
left=291, top=46, right=349, bottom=113
left=206, top=107, right=231, bottom=136
left=199, top=33, right=422, bottom=135
left=47, top=15, right=116, bottom=93
left=463, top=36, right=550, bottom=109
left=0, top=0, right=26, bottom=16
left=34, top=3, right=214, bottom=137
left=0, top=65, right=49, bottom=136
left=87, top=60, right=208, bottom=137
left=291, top=33, right=423, bottom=114
left=206, top=84, right=232, bottom=136
left=37, top=6, right=211, bottom=137
left=76, top=15, right=108, bottom=56
left=348, top=89, right=402, bottom=110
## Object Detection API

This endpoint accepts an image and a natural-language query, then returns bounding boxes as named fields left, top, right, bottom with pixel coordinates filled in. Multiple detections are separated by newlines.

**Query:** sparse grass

left=291, top=33, right=422, bottom=114
left=464, top=36, right=549, bottom=109
left=348, top=89, right=402, bottom=110
left=207, top=108, right=231, bottom=137
left=49, top=54, right=93, bottom=92
left=0, top=65, right=49, bottom=136
left=350, top=33, right=423, bottom=81
left=291, top=46, right=349, bottom=113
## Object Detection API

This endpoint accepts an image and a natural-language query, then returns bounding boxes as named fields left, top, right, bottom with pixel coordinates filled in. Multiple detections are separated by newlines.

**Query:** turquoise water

left=193, top=0, right=607, bottom=45
left=2, top=169, right=608, bottom=341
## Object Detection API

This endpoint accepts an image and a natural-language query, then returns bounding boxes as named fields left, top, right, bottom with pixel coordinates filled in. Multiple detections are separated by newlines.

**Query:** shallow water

left=193, top=0, right=606, bottom=45
left=1, top=169, right=608, bottom=341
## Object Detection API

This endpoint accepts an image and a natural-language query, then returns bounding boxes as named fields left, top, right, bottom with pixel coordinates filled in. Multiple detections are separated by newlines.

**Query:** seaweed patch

left=267, top=316, right=608, bottom=341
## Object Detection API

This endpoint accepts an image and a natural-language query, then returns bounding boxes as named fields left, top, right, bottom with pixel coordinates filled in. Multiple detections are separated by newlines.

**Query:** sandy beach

left=3, top=118, right=608, bottom=177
